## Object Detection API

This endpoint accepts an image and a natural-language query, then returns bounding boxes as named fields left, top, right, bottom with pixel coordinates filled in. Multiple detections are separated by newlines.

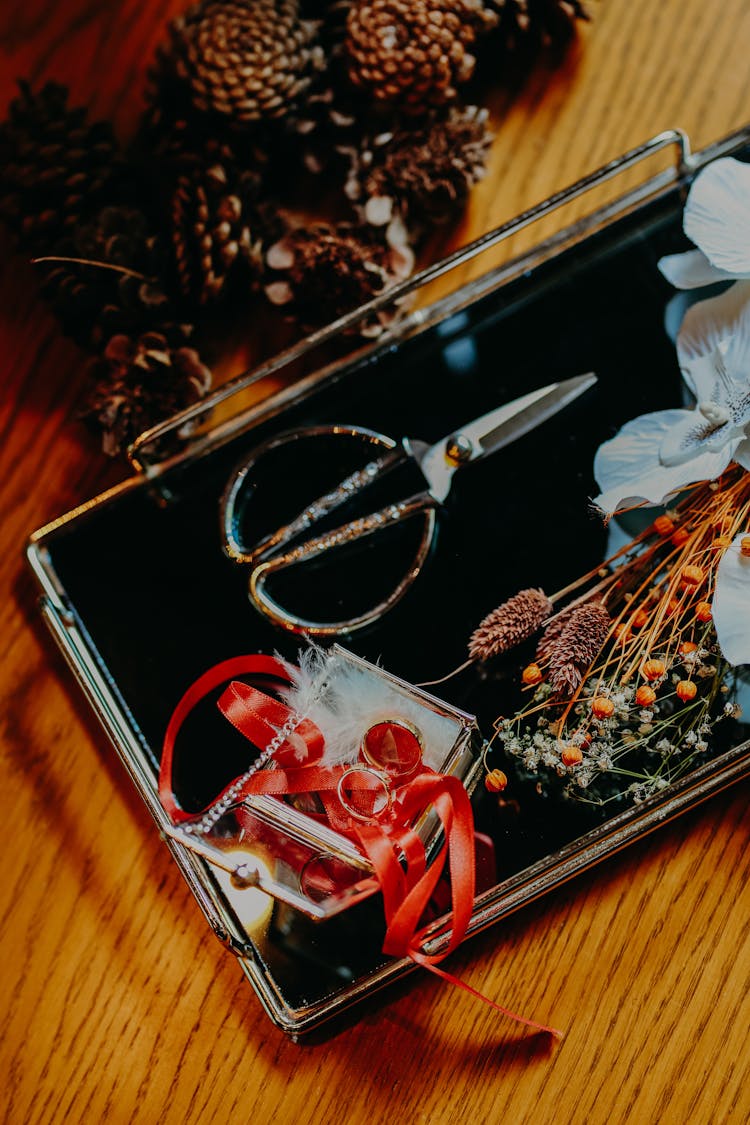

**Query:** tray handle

left=128, top=129, right=692, bottom=473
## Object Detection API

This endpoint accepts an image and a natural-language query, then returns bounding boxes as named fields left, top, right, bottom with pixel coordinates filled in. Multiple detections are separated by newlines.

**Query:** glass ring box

left=28, top=126, right=750, bottom=1036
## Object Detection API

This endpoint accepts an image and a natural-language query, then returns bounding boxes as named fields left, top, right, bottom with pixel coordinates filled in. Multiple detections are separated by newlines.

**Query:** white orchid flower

left=594, top=286, right=750, bottom=516
left=593, top=284, right=750, bottom=665
left=658, top=157, right=750, bottom=290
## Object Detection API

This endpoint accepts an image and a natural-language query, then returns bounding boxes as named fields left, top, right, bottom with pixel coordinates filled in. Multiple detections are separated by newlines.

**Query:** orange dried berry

left=676, top=680, right=697, bottom=702
left=521, top=663, right=543, bottom=686
left=695, top=601, right=712, bottom=623
left=681, top=565, right=704, bottom=587
left=715, top=535, right=733, bottom=549
left=485, top=769, right=508, bottom=793
left=613, top=622, right=630, bottom=645
left=653, top=514, right=674, bottom=535
left=741, top=536, right=750, bottom=557
left=666, top=597, right=681, bottom=617
left=591, top=695, right=615, bottom=719
left=671, top=528, right=690, bottom=547
left=632, top=609, right=649, bottom=629
left=561, top=744, right=583, bottom=767
left=679, top=641, right=698, bottom=655
left=642, top=658, right=666, bottom=681
left=635, top=685, right=656, bottom=707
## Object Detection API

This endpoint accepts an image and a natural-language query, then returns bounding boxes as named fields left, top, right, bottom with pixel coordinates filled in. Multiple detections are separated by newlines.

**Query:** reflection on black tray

left=38, top=172, right=750, bottom=1020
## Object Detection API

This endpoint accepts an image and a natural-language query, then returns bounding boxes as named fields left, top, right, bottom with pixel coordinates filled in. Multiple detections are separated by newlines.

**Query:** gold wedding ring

left=336, top=766, right=392, bottom=822
left=359, top=718, right=423, bottom=776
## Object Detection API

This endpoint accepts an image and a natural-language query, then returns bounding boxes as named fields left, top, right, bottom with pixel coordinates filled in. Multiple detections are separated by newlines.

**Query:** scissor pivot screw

left=445, top=433, right=474, bottom=463
left=231, top=862, right=260, bottom=890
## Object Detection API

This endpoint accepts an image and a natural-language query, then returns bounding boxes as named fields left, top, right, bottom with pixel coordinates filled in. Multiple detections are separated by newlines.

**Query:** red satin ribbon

left=159, top=655, right=561, bottom=1038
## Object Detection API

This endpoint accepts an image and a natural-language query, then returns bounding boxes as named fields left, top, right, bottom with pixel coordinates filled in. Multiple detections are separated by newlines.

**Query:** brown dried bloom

left=264, top=218, right=414, bottom=334
left=547, top=600, right=610, bottom=694
left=344, top=105, right=492, bottom=228
left=535, top=599, right=578, bottom=664
left=468, top=588, right=553, bottom=662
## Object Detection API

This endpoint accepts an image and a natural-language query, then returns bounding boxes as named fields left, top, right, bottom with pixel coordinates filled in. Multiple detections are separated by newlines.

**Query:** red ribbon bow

left=159, top=655, right=561, bottom=1037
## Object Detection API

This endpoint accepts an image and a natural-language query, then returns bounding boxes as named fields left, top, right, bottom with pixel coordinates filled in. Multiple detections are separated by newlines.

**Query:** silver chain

left=181, top=679, right=327, bottom=837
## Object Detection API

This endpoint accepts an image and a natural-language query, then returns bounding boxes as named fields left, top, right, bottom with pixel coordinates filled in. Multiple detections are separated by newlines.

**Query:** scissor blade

left=478, top=372, right=597, bottom=455
left=417, top=372, right=597, bottom=502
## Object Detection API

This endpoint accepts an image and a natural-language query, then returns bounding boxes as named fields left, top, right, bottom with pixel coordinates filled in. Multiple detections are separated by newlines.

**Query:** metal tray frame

left=27, top=125, right=750, bottom=1036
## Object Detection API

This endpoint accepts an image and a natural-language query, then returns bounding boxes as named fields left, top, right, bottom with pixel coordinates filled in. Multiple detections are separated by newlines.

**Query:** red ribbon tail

left=409, top=952, right=564, bottom=1039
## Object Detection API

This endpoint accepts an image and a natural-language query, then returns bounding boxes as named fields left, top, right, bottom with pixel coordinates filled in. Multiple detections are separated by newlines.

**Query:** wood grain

left=2, top=3, right=750, bottom=1123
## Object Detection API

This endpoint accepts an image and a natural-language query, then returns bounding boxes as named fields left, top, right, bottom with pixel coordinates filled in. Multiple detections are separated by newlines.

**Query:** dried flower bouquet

left=480, top=156, right=750, bottom=809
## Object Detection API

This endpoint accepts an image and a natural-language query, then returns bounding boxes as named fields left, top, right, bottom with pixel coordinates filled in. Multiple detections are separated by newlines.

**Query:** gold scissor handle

left=220, top=423, right=436, bottom=634
left=250, top=496, right=438, bottom=635
left=221, top=424, right=437, bottom=635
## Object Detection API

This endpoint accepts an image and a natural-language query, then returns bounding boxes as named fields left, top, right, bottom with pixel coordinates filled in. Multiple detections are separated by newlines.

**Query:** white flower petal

left=683, top=157, right=750, bottom=275
left=679, top=353, right=719, bottom=403
left=593, top=409, right=734, bottom=514
left=713, top=534, right=750, bottom=665
left=724, top=294, right=750, bottom=381
left=664, top=291, right=705, bottom=345
left=658, top=248, right=733, bottom=289
left=734, top=439, right=750, bottom=471
left=676, top=280, right=750, bottom=366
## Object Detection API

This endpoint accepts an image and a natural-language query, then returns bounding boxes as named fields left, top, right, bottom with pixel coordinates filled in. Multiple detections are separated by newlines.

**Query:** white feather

left=277, top=645, right=461, bottom=769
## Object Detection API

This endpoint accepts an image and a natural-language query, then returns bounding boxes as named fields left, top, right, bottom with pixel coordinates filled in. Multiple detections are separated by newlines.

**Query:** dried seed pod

left=681, top=565, right=705, bottom=587
left=641, top=658, right=666, bottom=682
left=468, top=588, right=553, bottom=662
left=547, top=600, right=610, bottom=694
left=676, top=680, right=697, bottom=702
left=694, top=601, right=712, bottom=623
left=521, top=662, right=543, bottom=686
left=560, top=744, right=583, bottom=767
left=591, top=695, right=614, bottom=719
left=485, top=768, right=508, bottom=792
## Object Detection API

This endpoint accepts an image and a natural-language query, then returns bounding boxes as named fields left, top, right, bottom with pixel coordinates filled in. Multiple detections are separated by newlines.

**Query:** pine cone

left=171, top=161, right=264, bottom=304
left=345, top=0, right=498, bottom=111
left=0, top=81, right=126, bottom=253
left=159, top=0, right=326, bottom=124
left=285, top=2, right=366, bottom=171
left=39, top=205, right=175, bottom=349
left=344, top=105, right=492, bottom=228
left=547, top=600, right=610, bottom=694
left=82, top=329, right=212, bottom=456
left=318, top=0, right=355, bottom=59
left=286, top=81, right=369, bottom=174
left=140, top=59, right=273, bottom=175
left=489, top=0, right=589, bottom=49
left=468, top=588, right=553, bottom=662
left=264, top=218, right=414, bottom=333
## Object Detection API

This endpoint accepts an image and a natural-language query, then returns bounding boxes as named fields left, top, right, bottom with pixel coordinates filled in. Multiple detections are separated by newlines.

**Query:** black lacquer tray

left=28, top=128, right=750, bottom=1036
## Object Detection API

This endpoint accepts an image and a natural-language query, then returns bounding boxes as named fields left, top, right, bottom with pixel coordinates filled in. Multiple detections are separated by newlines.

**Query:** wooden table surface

left=2, top=2, right=750, bottom=1122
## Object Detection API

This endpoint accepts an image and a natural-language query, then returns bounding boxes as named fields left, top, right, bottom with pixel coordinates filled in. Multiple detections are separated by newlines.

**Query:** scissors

left=221, top=372, right=597, bottom=635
